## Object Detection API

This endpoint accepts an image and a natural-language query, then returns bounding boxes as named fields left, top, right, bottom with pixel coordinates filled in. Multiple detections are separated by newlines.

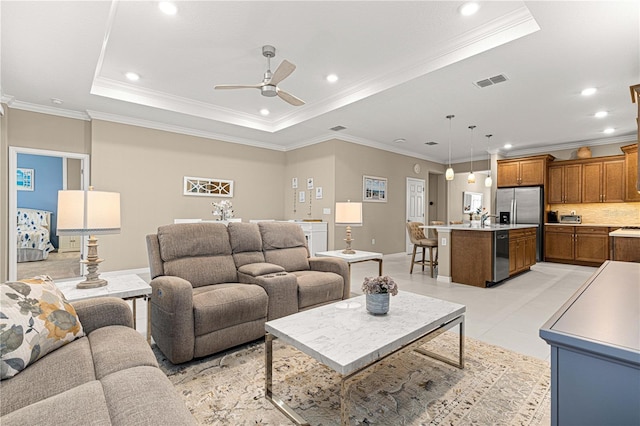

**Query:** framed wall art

left=363, top=175, right=387, bottom=202
left=183, top=176, right=233, bottom=197
left=17, top=168, right=34, bottom=191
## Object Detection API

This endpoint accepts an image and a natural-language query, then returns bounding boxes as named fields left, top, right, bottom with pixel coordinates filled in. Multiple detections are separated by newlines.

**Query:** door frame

left=9, top=147, right=90, bottom=281
left=406, top=177, right=426, bottom=254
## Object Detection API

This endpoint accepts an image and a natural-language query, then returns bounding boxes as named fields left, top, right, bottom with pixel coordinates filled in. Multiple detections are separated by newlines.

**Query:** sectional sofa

left=146, top=221, right=350, bottom=364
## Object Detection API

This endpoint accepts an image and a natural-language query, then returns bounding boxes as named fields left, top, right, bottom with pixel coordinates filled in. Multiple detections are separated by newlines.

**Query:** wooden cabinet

left=544, top=225, right=609, bottom=266
left=497, top=155, right=554, bottom=187
left=548, top=163, right=582, bottom=203
left=581, top=157, right=625, bottom=203
left=509, top=228, right=536, bottom=276
left=621, top=143, right=640, bottom=202
left=451, top=230, right=493, bottom=287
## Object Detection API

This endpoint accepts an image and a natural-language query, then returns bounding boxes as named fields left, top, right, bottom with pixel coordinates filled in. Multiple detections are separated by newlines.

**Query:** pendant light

left=467, top=125, right=476, bottom=184
left=484, top=134, right=493, bottom=187
left=445, top=115, right=455, bottom=181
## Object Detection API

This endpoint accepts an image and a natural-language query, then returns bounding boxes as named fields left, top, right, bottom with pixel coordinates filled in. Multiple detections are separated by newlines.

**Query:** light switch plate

left=323, top=208, right=331, bottom=215
left=441, top=238, right=447, bottom=246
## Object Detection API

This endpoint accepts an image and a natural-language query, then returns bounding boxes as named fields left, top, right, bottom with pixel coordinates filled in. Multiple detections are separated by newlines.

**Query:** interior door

left=406, top=177, right=426, bottom=253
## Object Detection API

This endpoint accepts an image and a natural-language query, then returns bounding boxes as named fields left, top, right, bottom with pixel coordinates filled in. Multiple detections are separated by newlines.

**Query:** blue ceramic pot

left=366, top=293, right=390, bottom=315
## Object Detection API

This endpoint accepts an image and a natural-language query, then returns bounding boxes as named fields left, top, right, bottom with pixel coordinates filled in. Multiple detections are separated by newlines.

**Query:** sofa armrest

left=237, top=262, right=285, bottom=277
left=309, top=257, right=351, bottom=300
left=71, top=297, right=134, bottom=334
left=149, top=276, right=195, bottom=364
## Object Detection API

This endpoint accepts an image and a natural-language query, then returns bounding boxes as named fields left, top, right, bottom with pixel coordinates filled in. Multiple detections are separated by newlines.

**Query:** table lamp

left=335, top=201, right=362, bottom=254
left=57, top=188, right=121, bottom=289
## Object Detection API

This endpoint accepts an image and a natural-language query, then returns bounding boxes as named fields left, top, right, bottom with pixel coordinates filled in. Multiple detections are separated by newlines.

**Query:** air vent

left=474, top=74, right=508, bottom=88
left=424, top=141, right=438, bottom=146
left=330, top=125, right=346, bottom=131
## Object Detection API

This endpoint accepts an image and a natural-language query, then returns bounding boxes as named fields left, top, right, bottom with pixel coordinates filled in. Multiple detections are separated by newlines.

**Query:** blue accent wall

left=17, top=154, right=63, bottom=248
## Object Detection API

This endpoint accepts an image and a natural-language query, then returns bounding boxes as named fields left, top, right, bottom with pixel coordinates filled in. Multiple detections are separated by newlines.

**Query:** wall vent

left=330, top=125, right=347, bottom=131
left=424, top=141, right=438, bottom=146
left=474, top=74, right=508, bottom=88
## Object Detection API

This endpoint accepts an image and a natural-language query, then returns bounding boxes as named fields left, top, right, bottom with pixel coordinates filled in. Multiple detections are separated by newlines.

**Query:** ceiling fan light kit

left=214, top=45, right=305, bottom=106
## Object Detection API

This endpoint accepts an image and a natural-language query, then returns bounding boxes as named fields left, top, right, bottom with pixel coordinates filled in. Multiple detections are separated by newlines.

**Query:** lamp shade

left=335, top=201, right=362, bottom=225
left=57, top=190, right=121, bottom=236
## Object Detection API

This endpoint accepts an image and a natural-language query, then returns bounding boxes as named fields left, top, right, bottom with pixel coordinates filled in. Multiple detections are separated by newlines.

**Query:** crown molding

left=86, top=110, right=286, bottom=151
left=500, top=133, right=638, bottom=158
left=6, top=100, right=91, bottom=121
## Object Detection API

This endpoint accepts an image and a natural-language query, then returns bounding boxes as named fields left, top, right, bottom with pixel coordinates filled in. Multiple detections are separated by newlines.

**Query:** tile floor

left=128, top=254, right=597, bottom=362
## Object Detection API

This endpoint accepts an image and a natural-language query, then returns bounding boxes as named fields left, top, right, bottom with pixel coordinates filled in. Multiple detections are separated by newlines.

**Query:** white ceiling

left=2, top=1, right=638, bottom=164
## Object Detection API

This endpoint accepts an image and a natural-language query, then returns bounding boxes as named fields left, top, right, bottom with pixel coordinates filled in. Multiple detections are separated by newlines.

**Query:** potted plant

left=361, top=276, right=398, bottom=315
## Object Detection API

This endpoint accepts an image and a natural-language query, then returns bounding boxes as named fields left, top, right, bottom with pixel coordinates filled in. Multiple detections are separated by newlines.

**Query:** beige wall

left=547, top=142, right=630, bottom=161
left=1, top=109, right=91, bottom=281
left=333, top=140, right=444, bottom=254
left=446, top=172, right=492, bottom=223
left=90, top=120, right=286, bottom=272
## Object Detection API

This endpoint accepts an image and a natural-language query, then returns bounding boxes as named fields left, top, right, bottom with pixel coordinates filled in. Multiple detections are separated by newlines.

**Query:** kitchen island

left=423, top=224, right=538, bottom=288
left=609, top=228, right=640, bottom=262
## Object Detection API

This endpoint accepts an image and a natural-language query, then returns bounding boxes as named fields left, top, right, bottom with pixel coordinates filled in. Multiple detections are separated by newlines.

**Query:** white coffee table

left=265, top=291, right=466, bottom=425
left=315, top=250, right=383, bottom=276
left=55, top=274, right=152, bottom=344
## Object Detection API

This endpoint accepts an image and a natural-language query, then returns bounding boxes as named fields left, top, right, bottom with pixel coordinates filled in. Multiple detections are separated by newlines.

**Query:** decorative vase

left=366, top=293, right=390, bottom=315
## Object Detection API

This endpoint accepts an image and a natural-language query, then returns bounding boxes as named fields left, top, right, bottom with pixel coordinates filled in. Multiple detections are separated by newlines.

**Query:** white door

left=406, top=177, right=426, bottom=254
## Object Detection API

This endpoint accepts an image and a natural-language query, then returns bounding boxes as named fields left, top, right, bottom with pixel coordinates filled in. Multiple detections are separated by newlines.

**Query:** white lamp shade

left=484, top=175, right=493, bottom=187
left=445, top=167, right=455, bottom=181
left=57, top=190, right=121, bottom=235
left=335, top=201, right=363, bottom=225
left=467, top=172, right=476, bottom=184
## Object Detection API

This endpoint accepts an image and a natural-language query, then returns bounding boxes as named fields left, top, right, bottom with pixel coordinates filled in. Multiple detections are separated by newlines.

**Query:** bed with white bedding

left=17, top=208, right=55, bottom=262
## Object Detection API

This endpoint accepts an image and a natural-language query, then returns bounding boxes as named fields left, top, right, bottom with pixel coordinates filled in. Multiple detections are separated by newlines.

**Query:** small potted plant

left=361, top=276, right=398, bottom=315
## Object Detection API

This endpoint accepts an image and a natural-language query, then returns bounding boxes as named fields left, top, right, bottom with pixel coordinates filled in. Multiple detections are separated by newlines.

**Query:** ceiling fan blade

left=270, top=60, right=296, bottom=86
left=276, top=87, right=305, bottom=106
left=214, top=84, right=262, bottom=90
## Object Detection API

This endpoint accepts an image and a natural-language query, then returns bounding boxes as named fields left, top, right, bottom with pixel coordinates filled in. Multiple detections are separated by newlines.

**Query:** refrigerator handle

left=514, top=199, right=517, bottom=224
left=510, top=200, right=514, bottom=224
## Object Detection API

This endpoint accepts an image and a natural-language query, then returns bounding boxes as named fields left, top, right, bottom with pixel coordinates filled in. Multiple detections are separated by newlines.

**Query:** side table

left=315, top=250, right=383, bottom=277
left=55, top=274, right=152, bottom=344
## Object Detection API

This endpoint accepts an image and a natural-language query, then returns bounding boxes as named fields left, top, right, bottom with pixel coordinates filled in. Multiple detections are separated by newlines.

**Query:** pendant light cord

left=486, top=134, right=492, bottom=174
left=446, top=115, right=454, bottom=167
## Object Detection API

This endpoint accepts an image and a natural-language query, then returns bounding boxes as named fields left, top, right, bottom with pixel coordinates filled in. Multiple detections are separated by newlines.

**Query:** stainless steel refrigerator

left=496, top=186, right=544, bottom=261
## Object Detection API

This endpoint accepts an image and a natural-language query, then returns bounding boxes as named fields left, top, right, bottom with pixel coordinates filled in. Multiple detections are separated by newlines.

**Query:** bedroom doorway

left=9, top=147, right=90, bottom=281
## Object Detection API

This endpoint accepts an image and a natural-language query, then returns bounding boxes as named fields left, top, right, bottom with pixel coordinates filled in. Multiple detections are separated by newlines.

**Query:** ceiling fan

left=214, top=45, right=305, bottom=106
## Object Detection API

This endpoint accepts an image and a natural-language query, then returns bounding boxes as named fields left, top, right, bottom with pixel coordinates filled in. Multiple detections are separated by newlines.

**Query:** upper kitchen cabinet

left=548, top=163, right=582, bottom=204
left=621, top=143, right=640, bottom=202
left=497, top=155, right=555, bottom=187
left=582, top=157, right=625, bottom=203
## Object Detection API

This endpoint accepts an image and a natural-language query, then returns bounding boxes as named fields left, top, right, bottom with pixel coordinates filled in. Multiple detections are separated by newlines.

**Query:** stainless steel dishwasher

left=493, top=230, right=510, bottom=284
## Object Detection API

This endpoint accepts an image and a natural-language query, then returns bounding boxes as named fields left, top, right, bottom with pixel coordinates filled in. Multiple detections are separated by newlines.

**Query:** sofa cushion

left=259, top=222, right=310, bottom=271
left=164, top=255, right=238, bottom=288
left=192, top=284, right=268, bottom=336
left=228, top=222, right=266, bottom=267
left=264, top=247, right=310, bottom=272
left=88, top=325, right=158, bottom=380
left=101, top=366, right=197, bottom=425
left=0, top=276, right=84, bottom=379
left=238, top=262, right=285, bottom=277
left=293, top=270, right=344, bottom=309
left=0, top=336, right=95, bottom=416
left=157, top=223, right=232, bottom=261
left=0, top=380, right=111, bottom=426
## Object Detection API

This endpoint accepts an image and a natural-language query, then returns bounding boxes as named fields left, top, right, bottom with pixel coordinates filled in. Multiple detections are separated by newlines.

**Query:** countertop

left=422, top=223, right=538, bottom=232
left=545, top=222, right=637, bottom=228
left=609, top=229, right=640, bottom=238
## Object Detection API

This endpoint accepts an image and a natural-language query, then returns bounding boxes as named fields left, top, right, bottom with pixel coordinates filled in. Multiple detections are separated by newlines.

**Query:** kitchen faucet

left=482, top=214, right=499, bottom=227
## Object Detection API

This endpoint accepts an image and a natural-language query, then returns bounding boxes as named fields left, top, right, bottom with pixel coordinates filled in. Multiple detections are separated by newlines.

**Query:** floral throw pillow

left=0, top=276, right=84, bottom=380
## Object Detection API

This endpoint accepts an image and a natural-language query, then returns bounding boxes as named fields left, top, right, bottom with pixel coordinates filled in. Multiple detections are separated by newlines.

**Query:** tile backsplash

left=548, top=203, right=640, bottom=225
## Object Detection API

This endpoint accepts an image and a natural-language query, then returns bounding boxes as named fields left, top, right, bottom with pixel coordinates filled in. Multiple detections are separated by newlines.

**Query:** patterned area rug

left=155, top=333, right=551, bottom=425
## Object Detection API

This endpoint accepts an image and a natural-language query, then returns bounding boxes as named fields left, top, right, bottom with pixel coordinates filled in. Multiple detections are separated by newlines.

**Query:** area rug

left=154, top=333, right=551, bottom=425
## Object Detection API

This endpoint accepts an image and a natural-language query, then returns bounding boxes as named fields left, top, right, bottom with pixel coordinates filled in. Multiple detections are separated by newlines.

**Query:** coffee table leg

left=265, top=333, right=310, bottom=425
left=413, top=315, right=465, bottom=369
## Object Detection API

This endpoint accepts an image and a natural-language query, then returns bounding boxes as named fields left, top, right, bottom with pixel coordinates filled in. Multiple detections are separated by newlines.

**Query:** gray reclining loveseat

left=146, top=221, right=349, bottom=364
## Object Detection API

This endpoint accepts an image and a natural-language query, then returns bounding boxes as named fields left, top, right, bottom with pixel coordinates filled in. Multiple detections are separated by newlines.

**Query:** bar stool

left=406, top=222, right=438, bottom=277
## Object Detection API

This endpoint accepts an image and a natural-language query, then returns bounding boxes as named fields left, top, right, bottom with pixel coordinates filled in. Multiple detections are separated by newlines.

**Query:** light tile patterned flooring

left=128, top=254, right=597, bottom=361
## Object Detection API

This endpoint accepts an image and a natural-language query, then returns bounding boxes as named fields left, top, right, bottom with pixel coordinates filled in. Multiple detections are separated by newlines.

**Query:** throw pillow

left=0, top=276, right=84, bottom=380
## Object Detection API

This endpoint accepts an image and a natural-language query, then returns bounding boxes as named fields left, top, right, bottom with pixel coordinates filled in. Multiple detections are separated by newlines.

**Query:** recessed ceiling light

left=50, top=98, right=63, bottom=105
left=581, top=87, right=597, bottom=96
left=504, top=143, right=513, bottom=149
left=326, top=74, right=338, bottom=83
left=459, top=2, right=480, bottom=16
left=125, top=72, right=140, bottom=81
left=393, top=138, right=406, bottom=143
left=158, top=2, right=177, bottom=15
left=260, top=108, right=270, bottom=116
left=594, top=111, right=608, bottom=118
left=603, top=128, right=615, bottom=134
